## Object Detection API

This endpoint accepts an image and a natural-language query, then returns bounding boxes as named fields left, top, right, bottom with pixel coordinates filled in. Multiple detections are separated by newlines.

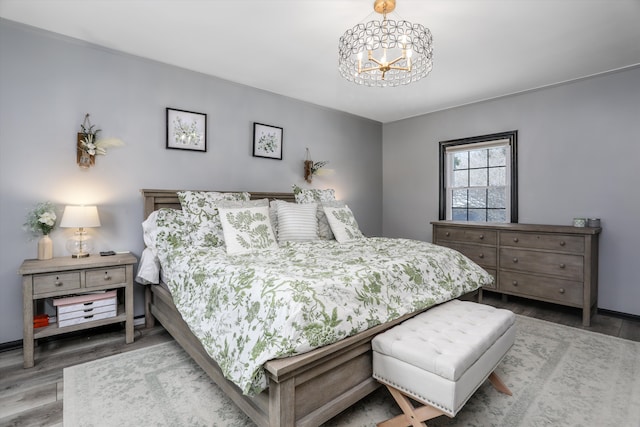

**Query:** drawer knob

left=479, top=234, right=484, bottom=240
left=54, top=280, right=63, bottom=287
left=560, top=241, right=566, bottom=246
left=512, top=280, right=518, bottom=286
left=513, top=237, right=519, bottom=243
left=104, top=272, right=112, bottom=281
left=559, top=263, right=566, bottom=269
left=512, top=257, right=518, bottom=263
left=559, top=288, right=565, bottom=294
left=479, top=253, right=484, bottom=259
left=445, top=232, right=450, bottom=237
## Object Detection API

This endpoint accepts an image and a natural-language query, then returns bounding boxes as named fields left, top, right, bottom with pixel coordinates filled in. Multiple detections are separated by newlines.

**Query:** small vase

left=38, top=235, right=53, bottom=260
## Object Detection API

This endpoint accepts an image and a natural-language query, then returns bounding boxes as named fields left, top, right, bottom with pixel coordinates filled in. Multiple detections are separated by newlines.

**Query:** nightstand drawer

left=33, top=272, right=81, bottom=294
left=86, top=267, right=126, bottom=287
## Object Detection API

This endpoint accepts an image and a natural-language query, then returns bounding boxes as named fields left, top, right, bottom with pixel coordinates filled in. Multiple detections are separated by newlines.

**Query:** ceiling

left=1, top=0, right=639, bottom=123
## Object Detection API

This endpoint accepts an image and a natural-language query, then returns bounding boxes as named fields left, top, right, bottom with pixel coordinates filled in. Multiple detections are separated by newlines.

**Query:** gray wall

left=0, top=20, right=382, bottom=344
left=382, top=66, right=640, bottom=316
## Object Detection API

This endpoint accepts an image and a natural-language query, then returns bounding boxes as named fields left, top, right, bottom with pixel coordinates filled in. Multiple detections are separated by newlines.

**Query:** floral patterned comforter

left=156, top=236, right=492, bottom=396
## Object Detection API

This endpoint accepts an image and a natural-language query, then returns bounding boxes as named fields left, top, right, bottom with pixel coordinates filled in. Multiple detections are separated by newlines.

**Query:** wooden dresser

left=431, top=221, right=601, bottom=326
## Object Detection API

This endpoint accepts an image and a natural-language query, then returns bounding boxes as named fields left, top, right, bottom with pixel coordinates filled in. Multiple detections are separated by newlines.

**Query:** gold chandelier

left=338, top=0, right=433, bottom=87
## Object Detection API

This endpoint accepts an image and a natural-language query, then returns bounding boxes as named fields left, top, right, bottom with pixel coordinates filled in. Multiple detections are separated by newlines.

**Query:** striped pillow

left=275, top=202, right=319, bottom=242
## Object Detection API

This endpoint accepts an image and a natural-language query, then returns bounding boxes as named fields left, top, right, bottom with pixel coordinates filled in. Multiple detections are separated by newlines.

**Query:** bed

left=140, top=188, right=490, bottom=427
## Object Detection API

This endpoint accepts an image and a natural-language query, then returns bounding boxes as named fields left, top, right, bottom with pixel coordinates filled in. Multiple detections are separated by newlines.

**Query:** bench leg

left=378, top=385, right=447, bottom=427
left=488, top=371, right=512, bottom=396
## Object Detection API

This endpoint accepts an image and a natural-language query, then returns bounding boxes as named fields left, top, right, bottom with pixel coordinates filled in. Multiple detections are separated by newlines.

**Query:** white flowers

left=81, top=133, right=98, bottom=155
left=81, top=134, right=122, bottom=156
left=25, top=202, right=57, bottom=236
left=79, top=114, right=124, bottom=160
left=39, top=211, right=56, bottom=228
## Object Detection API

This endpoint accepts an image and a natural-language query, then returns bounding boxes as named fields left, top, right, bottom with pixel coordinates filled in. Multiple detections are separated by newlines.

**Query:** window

left=439, top=131, right=518, bottom=222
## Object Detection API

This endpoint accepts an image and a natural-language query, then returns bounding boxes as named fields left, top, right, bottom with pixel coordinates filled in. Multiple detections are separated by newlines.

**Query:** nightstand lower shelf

left=33, top=305, right=127, bottom=339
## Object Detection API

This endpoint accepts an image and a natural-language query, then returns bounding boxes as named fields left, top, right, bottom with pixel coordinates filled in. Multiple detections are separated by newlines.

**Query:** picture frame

left=253, top=122, right=283, bottom=160
left=166, top=108, right=207, bottom=152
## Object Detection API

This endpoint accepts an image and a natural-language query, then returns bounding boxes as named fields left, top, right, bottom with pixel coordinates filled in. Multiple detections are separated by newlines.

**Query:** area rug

left=64, top=315, right=640, bottom=427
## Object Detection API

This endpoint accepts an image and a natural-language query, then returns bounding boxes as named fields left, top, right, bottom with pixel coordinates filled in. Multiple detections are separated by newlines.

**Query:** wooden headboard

left=141, top=189, right=296, bottom=219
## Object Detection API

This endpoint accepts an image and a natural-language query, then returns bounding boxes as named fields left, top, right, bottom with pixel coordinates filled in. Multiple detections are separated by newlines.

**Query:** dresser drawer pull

left=479, top=253, right=484, bottom=259
left=512, top=257, right=518, bottom=263
left=559, top=263, right=566, bottom=269
left=512, top=280, right=518, bottom=286
left=479, top=234, right=484, bottom=240
left=103, top=272, right=112, bottom=281
left=559, top=241, right=566, bottom=246
left=55, top=277, right=63, bottom=287
left=513, top=237, right=519, bottom=243
left=559, top=288, right=565, bottom=294
left=445, top=232, right=450, bottom=237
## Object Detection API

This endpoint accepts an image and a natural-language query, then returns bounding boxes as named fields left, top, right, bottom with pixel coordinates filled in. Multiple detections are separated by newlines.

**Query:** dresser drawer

left=499, top=271, right=583, bottom=306
left=85, top=267, right=126, bottom=287
left=441, top=242, right=497, bottom=268
left=435, top=227, right=497, bottom=245
left=33, top=272, right=81, bottom=295
left=500, top=248, right=583, bottom=280
left=500, top=232, right=584, bottom=253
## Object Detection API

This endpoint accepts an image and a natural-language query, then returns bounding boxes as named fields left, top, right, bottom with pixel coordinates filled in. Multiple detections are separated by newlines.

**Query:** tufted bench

left=372, top=299, right=516, bottom=427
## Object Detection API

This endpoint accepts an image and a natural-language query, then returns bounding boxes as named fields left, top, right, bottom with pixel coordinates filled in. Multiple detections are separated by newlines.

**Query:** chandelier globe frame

left=338, top=0, right=434, bottom=87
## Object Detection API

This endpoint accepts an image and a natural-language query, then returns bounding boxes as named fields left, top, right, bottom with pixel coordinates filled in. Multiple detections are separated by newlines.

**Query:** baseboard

left=0, top=339, right=22, bottom=352
left=597, top=308, right=640, bottom=322
left=0, top=315, right=149, bottom=352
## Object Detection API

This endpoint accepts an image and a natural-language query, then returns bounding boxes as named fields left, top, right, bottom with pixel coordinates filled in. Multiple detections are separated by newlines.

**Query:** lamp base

left=71, top=252, right=90, bottom=259
left=66, top=229, right=94, bottom=258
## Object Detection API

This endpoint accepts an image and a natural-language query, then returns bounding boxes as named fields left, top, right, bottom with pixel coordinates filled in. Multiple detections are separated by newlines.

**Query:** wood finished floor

left=1, top=297, right=638, bottom=427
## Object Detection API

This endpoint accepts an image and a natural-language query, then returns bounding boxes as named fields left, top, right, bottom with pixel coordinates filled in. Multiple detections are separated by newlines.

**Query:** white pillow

left=275, top=201, right=319, bottom=242
left=323, top=205, right=364, bottom=243
left=218, top=205, right=278, bottom=255
left=135, top=248, right=160, bottom=285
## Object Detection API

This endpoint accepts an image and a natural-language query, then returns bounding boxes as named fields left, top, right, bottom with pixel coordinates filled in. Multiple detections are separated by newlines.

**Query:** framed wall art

left=166, top=108, right=207, bottom=152
left=253, top=122, right=283, bottom=160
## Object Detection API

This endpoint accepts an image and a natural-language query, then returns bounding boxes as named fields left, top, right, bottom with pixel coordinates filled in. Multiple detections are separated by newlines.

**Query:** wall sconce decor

left=77, top=113, right=124, bottom=168
left=304, top=148, right=329, bottom=183
left=60, top=205, right=101, bottom=258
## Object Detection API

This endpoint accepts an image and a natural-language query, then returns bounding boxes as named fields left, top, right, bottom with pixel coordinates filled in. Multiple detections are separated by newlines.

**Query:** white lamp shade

left=60, top=205, right=101, bottom=228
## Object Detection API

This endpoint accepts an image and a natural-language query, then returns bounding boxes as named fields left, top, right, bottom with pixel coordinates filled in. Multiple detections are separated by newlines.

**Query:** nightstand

left=19, top=252, right=137, bottom=368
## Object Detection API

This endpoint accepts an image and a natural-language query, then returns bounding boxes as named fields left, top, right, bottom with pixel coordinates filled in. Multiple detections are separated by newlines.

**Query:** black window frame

left=439, top=130, right=518, bottom=222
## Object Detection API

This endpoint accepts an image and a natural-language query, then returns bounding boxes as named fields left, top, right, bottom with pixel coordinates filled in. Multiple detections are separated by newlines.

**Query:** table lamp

left=60, top=205, right=101, bottom=258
